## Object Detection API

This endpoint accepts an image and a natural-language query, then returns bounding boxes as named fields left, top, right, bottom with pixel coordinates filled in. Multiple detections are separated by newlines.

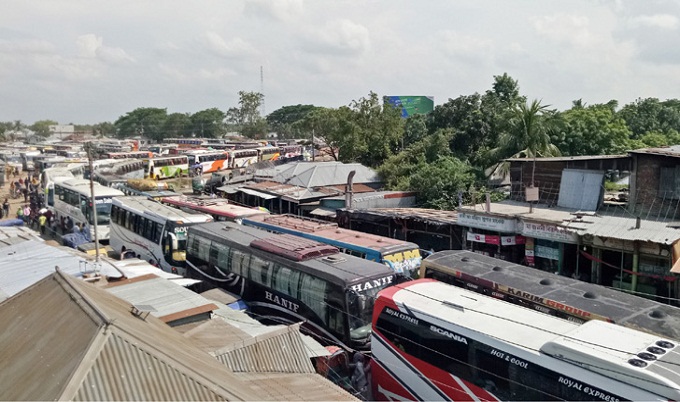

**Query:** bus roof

left=385, top=279, right=680, bottom=400
left=112, top=196, right=213, bottom=224
left=190, top=222, right=395, bottom=286
left=161, top=195, right=268, bottom=219
left=58, top=179, right=125, bottom=197
left=423, top=250, right=680, bottom=340
left=244, top=214, right=418, bottom=254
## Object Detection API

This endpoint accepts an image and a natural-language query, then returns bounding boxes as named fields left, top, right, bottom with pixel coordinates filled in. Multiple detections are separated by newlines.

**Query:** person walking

left=2, top=198, right=8, bottom=218
left=38, top=214, right=47, bottom=235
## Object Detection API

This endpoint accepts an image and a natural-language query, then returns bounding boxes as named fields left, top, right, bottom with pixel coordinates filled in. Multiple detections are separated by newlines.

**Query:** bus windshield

left=94, top=202, right=113, bottom=225
left=166, top=222, right=190, bottom=263
left=347, top=275, right=395, bottom=343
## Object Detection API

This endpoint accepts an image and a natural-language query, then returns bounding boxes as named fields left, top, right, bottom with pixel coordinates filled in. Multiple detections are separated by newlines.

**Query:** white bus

left=143, top=155, right=189, bottom=179
left=185, top=150, right=230, bottom=174
left=49, top=179, right=125, bottom=242
left=109, top=196, right=213, bottom=273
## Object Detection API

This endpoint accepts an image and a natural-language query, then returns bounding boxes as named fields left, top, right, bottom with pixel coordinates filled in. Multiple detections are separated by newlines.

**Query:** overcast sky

left=2, top=0, right=680, bottom=125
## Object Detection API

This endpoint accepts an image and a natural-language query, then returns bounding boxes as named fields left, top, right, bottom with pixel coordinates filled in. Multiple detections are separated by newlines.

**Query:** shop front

left=520, top=220, right=581, bottom=276
left=458, top=212, right=523, bottom=263
left=585, top=236, right=675, bottom=303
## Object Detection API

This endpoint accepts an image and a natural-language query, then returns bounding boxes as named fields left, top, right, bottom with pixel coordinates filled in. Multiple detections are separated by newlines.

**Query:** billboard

left=384, top=96, right=434, bottom=118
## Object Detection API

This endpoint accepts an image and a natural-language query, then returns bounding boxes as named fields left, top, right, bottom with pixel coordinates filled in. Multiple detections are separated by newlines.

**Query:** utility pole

left=87, top=142, right=100, bottom=263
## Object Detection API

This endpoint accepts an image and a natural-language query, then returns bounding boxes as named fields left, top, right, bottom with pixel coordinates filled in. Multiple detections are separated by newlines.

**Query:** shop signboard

left=459, top=212, right=517, bottom=232
left=535, top=245, right=560, bottom=260
left=521, top=221, right=578, bottom=243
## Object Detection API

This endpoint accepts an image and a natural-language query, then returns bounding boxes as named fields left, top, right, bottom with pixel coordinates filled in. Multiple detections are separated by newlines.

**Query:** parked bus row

left=420, top=249, right=680, bottom=340
left=242, top=214, right=423, bottom=277
left=103, top=197, right=680, bottom=400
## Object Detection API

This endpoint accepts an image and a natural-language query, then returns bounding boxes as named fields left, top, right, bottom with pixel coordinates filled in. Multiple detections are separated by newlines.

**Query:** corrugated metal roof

left=236, top=373, right=358, bottom=401
left=342, top=207, right=459, bottom=225
left=0, top=239, right=89, bottom=301
left=506, top=154, right=628, bottom=162
left=580, top=214, right=680, bottom=245
left=0, top=271, right=264, bottom=401
left=104, top=274, right=218, bottom=323
left=272, top=162, right=380, bottom=188
left=0, top=226, right=43, bottom=246
left=629, top=145, right=680, bottom=157
left=212, top=323, right=316, bottom=373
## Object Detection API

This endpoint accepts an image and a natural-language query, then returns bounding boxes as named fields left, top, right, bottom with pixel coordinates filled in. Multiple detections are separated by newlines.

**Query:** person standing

left=38, top=214, right=47, bottom=235
left=2, top=198, right=8, bottom=218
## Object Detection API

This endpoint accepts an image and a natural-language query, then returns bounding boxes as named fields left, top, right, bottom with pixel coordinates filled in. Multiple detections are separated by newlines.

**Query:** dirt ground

left=0, top=172, right=36, bottom=219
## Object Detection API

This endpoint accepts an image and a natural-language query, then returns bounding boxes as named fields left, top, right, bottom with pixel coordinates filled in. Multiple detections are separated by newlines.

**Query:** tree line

left=3, top=74, right=680, bottom=209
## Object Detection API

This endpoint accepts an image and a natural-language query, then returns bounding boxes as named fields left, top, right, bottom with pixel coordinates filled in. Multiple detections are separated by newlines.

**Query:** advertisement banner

left=459, top=212, right=517, bottom=232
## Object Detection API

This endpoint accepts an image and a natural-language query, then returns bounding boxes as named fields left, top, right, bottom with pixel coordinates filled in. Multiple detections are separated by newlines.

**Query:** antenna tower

left=260, top=65, right=265, bottom=116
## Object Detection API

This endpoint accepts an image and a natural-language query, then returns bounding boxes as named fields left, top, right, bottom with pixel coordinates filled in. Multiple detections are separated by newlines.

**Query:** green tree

left=267, top=104, right=321, bottom=139
left=618, top=97, right=680, bottom=140
left=93, top=122, right=116, bottom=137
left=295, top=107, right=363, bottom=162
left=379, top=129, right=454, bottom=191
left=350, top=91, right=404, bottom=167
left=190, top=108, right=225, bottom=138
left=114, top=108, right=168, bottom=140
left=409, top=156, right=477, bottom=209
left=492, top=99, right=561, bottom=186
left=554, top=102, right=631, bottom=156
left=402, top=114, right=429, bottom=148
left=29, top=120, right=58, bottom=138
left=226, top=91, right=267, bottom=138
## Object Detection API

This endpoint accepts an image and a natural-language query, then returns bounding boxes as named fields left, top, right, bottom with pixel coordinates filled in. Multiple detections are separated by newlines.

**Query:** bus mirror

left=168, top=232, right=179, bottom=251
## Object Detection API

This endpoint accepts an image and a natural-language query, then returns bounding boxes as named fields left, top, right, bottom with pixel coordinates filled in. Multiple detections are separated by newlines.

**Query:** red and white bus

left=161, top=195, right=268, bottom=222
left=371, top=279, right=680, bottom=401
left=103, top=151, right=153, bottom=159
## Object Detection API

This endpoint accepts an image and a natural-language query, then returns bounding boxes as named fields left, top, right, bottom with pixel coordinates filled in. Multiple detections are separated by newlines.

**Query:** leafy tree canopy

left=114, top=107, right=168, bottom=140
left=29, top=120, right=58, bottom=137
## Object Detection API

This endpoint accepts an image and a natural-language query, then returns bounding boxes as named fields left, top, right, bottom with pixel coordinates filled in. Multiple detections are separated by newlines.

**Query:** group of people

left=9, top=175, right=40, bottom=202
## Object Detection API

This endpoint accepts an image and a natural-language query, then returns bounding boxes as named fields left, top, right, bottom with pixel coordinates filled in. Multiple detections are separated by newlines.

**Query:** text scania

left=558, top=377, right=619, bottom=402
left=265, top=291, right=300, bottom=313
left=351, top=276, right=394, bottom=293
left=430, top=325, right=467, bottom=344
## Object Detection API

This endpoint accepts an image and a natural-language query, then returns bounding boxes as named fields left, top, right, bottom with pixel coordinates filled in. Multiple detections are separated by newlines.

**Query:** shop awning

left=310, top=207, right=337, bottom=218
left=240, top=188, right=278, bottom=200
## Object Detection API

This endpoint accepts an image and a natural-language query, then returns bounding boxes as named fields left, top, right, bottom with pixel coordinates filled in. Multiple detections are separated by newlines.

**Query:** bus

left=102, top=151, right=153, bottom=159
left=420, top=250, right=680, bottom=340
left=93, top=159, right=145, bottom=183
left=257, top=146, right=280, bottom=162
left=242, top=214, right=423, bottom=277
left=228, top=148, right=259, bottom=168
left=372, top=279, right=680, bottom=401
left=185, top=150, right=230, bottom=174
left=160, top=195, right=268, bottom=221
left=49, top=179, right=125, bottom=242
left=163, top=138, right=207, bottom=148
left=186, top=221, right=398, bottom=352
left=109, top=196, right=213, bottom=272
left=143, top=155, right=189, bottom=179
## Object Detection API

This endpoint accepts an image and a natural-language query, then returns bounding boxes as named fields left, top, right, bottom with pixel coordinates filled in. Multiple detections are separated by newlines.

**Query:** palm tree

left=490, top=99, right=561, bottom=186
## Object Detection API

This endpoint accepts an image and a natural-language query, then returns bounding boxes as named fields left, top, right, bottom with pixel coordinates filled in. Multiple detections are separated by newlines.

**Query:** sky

left=2, top=0, right=680, bottom=125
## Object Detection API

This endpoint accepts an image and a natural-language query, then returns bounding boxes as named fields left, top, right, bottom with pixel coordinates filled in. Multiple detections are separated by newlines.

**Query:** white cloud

left=303, top=19, right=370, bottom=56
left=201, top=32, right=258, bottom=58
left=438, top=30, right=494, bottom=62
left=532, top=14, right=594, bottom=48
left=628, top=14, right=679, bottom=30
left=244, top=0, right=303, bottom=23
left=76, top=34, right=135, bottom=64
left=0, top=38, right=55, bottom=54
left=199, top=67, right=238, bottom=80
